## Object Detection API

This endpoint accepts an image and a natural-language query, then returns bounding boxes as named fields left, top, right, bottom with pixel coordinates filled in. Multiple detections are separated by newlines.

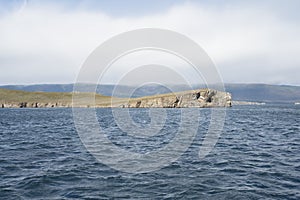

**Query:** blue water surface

left=0, top=105, right=299, bottom=199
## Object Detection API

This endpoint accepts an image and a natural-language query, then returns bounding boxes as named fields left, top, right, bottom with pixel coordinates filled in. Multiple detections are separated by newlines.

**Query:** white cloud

left=0, top=1, right=299, bottom=85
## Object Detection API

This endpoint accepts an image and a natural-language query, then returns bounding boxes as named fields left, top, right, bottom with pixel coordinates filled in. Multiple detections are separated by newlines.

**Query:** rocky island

left=0, top=88, right=232, bottom=108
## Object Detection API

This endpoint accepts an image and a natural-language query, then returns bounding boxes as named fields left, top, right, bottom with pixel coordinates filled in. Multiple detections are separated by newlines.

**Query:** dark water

left=0, top=105, right=299, bottom=199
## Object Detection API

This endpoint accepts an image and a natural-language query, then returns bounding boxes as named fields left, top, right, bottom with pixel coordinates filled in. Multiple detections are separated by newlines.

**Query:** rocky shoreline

left=1, top=102, right=72, bottom=108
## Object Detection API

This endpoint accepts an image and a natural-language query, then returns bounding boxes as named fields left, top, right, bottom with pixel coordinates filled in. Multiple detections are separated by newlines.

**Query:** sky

left=0, top=0, right=299, bottom=85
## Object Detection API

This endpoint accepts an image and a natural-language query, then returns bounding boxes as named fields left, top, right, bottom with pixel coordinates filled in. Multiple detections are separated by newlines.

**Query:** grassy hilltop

left=0, top=88, right=113, bottom=108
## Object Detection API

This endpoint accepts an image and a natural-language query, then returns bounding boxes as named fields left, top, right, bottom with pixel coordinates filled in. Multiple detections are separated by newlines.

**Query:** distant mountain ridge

left=225, top=84, right=300, bottom=103
left=1, top=83, right=300, bottom=103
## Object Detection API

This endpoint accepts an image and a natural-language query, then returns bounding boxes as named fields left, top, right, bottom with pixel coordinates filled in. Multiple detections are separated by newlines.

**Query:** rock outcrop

left=112, top=89, right=232, bottom=108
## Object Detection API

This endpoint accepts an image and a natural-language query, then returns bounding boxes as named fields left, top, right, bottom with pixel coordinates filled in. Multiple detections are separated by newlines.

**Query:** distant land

left=0, top=88, right=231, bottom=108
left=1, top=83, right=300, bottom=103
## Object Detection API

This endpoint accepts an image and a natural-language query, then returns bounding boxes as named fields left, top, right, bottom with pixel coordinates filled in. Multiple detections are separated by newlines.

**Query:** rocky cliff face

left=114, top=89, right=232, bottom=108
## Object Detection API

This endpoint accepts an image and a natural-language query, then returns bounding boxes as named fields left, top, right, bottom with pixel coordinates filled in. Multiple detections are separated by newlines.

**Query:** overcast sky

left=0, top=0, right=299, bottom=85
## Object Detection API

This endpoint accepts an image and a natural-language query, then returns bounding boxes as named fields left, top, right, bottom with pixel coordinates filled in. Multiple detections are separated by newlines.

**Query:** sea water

left=0, top=105, right=299, bottom=199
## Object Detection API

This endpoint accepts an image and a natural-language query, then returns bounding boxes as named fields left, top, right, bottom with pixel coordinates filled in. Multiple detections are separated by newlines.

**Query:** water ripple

left=0, top=105, right=299, bottom=199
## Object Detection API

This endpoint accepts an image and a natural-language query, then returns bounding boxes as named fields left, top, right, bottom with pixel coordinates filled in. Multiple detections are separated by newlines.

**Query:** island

left=0, top=88, right=232, bottom=108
